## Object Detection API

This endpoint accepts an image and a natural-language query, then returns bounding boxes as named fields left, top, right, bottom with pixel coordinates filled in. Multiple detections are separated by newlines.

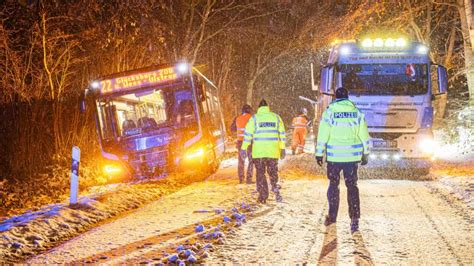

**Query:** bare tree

left=456, top=0, right=474, bottom=99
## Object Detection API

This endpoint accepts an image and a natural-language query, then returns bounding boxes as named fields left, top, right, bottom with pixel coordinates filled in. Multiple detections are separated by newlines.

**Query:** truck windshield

left=340, top=63, right=428, bottom=95
left=96, top=86, right=198, bottom=141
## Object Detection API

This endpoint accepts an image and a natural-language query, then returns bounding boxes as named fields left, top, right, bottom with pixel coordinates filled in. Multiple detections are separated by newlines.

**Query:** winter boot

left=324, top=215, right=336, bottom=226
left=275, top=193, right=283, bottom=202
left=272, top=187, right=283, bottom=202
left=350, top=218, right=359, bottom=233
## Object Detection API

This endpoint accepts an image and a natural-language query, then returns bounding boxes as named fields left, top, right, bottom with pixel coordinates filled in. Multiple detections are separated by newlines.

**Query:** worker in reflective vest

left=291, top=108, right=309, bottom=155
left=241, top=99, right=286, bottom=203
left=315, top=87, right=370, bottom=233
left=230, top=104, right=254, bottom=183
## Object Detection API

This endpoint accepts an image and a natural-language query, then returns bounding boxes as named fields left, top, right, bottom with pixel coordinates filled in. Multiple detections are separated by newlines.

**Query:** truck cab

left=313, top=38, right=448, bottom=171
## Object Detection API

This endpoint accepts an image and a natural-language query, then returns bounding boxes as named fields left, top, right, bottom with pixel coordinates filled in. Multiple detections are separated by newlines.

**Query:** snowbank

left=0, top=171, right=207, bottom=263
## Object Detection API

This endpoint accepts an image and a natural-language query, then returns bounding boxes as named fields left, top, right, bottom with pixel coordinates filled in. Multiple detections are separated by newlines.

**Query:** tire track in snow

left=409, top=188, right=463, bottom=265
left=301, top=203, right=326, bottom=263
left=119, top=204, right=276, bottom=264
left=424, top=182, right=473, bottom=224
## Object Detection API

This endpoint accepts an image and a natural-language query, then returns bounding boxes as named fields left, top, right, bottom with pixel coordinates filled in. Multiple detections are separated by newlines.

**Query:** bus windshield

left=339, top=63, right=428, bottom=95
left=96, top=86, right=198, bottom=141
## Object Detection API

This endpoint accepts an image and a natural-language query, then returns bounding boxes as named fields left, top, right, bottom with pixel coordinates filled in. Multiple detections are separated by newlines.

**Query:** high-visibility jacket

left=235, top=113, right=252, bottom=141
left=315, top=99, right=370, bottom=162
left=242, top=106, right=286, bottom=159
left=292, top=115, right=309, bottom=129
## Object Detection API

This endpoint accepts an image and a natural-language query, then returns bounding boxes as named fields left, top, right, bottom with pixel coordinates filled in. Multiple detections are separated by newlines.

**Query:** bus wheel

left=205, top=150, right=219, bottom=175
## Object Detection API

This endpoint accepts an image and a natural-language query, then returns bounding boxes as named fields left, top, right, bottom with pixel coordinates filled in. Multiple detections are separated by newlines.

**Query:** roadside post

left=70, top=146, right=80, bottom=205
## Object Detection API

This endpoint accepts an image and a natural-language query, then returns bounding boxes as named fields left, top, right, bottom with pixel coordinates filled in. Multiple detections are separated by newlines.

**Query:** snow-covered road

left=210, top=179, right=473, bottom=264
left=27, top=161, right=473, bottom=264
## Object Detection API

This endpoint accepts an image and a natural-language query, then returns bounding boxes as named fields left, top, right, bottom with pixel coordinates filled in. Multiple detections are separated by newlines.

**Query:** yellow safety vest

left=242, top=106, right=286, bottom=159
left=315, top=99, right=370, bottom=162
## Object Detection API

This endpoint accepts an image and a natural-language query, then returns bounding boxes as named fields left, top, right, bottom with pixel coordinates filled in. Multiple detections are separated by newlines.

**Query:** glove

left=316, top=156, right=323, bottom=167
left=361, top=154, right=368, bottom=165
left=240, top=150, right=247, bottom=159
left=280, top=149, right=286, bottom=159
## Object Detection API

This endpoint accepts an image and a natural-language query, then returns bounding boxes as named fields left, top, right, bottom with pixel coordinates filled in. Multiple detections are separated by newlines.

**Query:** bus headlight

left=185, top=148, right=204, bottom=160
left=103, top=164, right=123, bottom=175
left=419, top=138, right=436, bottom=154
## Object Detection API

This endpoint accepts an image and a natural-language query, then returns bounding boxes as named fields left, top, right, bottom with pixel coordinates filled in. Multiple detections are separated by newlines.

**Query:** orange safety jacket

left=236, top=113, right=252, bottom=141
left=292, top=115, right=308, bottom=129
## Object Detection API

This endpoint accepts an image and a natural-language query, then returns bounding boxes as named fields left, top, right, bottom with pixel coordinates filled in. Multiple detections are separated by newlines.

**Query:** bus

left=83, top=63, right=226, bottom=179
left=311, top=37, right=448, bottom=174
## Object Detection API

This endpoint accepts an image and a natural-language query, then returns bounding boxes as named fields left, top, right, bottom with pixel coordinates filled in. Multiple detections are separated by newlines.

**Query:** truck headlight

left=419, top=138, right=436, bottom=154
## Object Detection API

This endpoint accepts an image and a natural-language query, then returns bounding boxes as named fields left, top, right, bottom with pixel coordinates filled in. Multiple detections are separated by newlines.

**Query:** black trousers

left=253, top=158, right=279, bottom=201
left=236, top=140, right=254, bottom=182
left=327, top=162, right=360, bottom=220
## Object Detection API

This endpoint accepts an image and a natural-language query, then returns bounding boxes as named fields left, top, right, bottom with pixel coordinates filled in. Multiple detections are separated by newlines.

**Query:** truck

left=83, top=63, right=226, bottom=179
left=311, top=37, right=448, bottom=174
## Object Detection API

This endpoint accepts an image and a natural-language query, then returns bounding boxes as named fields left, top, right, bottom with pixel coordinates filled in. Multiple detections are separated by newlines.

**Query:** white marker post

left=70, top=146, right=80, bottom=205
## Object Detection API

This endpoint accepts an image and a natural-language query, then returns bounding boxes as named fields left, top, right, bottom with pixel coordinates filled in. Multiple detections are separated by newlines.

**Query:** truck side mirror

left=437, top=65, right=448, bottom=94
left=320, top=66, right=330, bottom=94
left=310, top=63, right=319, bottom=91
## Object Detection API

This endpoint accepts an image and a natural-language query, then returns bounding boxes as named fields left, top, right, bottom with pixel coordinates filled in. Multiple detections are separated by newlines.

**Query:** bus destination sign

left=99, top=67, right=178, bottom=95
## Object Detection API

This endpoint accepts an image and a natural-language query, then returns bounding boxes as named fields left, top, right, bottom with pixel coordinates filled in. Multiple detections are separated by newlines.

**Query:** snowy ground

left=11, top=154, right=471, bottom=264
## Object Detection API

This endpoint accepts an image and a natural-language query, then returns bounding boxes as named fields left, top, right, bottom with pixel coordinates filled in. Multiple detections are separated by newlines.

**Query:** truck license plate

left=372, top=140, right=397, bottom=148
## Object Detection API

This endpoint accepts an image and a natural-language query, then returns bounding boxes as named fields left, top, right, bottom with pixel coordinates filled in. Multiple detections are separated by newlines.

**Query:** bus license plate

left=372, top=140, right=397, bottom=148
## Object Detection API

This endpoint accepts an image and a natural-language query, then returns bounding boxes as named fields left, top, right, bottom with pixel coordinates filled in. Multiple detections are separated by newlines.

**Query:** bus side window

left=103, top=104, right=119, bottom=139
left=195, top=79, right=206, bottom=102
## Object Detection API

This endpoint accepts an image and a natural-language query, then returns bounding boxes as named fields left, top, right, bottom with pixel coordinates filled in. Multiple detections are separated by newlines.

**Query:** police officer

left=230, top=104, right=254, bottom=183
left=241, top=99, right=286, bottom=203
left=315, top=87, right=370, bottom=233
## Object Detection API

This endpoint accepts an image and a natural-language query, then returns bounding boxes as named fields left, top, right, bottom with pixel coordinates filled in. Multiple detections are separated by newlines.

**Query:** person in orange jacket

left=291, top=108, right=309, bottom=155
left=230, top=104, right=254, bottom=183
